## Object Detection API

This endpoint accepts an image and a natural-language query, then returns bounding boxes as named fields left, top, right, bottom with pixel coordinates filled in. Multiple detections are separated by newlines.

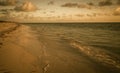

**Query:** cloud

left=117, top=0, right=120, bottom=5
left=48, top=1, right=54, bottom=5
left=77, top=4, right=92, bottom=9
left=75, top=14, right=85, bottom=17
left=87, top=2, right=94, bottom=6
left=75, top=12, right=112, bottom=18
left=113, top=7, right=120, bottom=15
left=98, top=0, right=113, bottom=6
left=14, top=1, right=38, bottom=12
left=61, top=3, right=92, bottom=9
left=61, top=3, right=78, bottom=8
left=0, top=0, right=17, bottom=6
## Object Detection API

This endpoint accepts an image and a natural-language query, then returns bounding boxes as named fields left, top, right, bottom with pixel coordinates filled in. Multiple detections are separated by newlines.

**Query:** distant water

left=27, top=23, right=120, bottom=54
left=24, top=23, right=120, bottom=73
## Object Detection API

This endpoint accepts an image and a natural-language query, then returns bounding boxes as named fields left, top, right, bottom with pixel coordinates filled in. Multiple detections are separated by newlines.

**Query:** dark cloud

left=113, top=7, right=120, bottom=15
left=86, top=14, right=94, bottom=17
left=0, top=9, right=13, bottom=12
left=0, top=10, right=7, bottom=14
left=0, top=0, right=17, bottom=6
left=61, top=3, right=78, bottom=8
left=61, top=3, right=92, bottom=9
left=48, top=1, right=54, bottom=5
left=77, top=4, right=92, bottom=9
left=87, top=2, right=94, bottom=6
left=98, top=0, right=113, bottom=6
left=14, top=1, right=38, bottom=12
left=117, top=0, right=120, bottom=5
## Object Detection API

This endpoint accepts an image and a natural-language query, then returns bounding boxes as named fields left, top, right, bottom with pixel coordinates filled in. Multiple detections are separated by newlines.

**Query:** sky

left=0, top=0, right=120, bottom=22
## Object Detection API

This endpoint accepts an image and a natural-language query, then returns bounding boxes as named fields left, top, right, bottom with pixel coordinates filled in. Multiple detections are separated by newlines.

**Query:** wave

left=63, top=38, right=120, bottom=70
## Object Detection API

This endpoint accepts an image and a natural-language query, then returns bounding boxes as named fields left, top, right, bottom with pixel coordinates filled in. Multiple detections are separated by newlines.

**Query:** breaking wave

left=64, top=38, right=120, bottom=70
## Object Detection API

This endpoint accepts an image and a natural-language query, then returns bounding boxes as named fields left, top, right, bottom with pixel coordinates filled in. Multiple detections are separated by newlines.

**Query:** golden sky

left=0, top=0, right=120, bottom=22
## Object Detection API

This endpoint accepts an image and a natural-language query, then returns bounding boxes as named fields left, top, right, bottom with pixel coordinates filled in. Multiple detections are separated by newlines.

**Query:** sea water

left=24, top=23, right=120, bottom=73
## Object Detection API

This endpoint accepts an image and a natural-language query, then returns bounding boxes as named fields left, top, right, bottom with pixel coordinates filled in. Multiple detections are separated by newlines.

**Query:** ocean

left=27, top=23, right=120, bottom=54
left=26, top=23, right=120, bottom=73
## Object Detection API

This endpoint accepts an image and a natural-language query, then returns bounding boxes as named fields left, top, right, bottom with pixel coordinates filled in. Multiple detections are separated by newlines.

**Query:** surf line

left=67, top=39, right=120, bottom=69
left=0, top=23, right=20, bottom=37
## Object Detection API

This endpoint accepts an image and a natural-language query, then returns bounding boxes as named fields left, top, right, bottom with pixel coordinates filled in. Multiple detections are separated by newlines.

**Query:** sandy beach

left=0, top=22, right=42, bottom=73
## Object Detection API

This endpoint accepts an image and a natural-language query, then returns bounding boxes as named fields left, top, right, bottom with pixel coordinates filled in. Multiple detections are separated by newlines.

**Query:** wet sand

left=0, top=22, right=120, bottom=73
left=0, top=22, right=41, bottom=73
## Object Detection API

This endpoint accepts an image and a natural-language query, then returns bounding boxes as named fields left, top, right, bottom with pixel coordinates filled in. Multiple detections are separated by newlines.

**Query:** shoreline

left=0, top=22, right=20, bottom=36
left=0, top=21, right=120, bottom=73
left=0, top=22, right=42, bottom=73
left=1, top=20, right=120, bottom=24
